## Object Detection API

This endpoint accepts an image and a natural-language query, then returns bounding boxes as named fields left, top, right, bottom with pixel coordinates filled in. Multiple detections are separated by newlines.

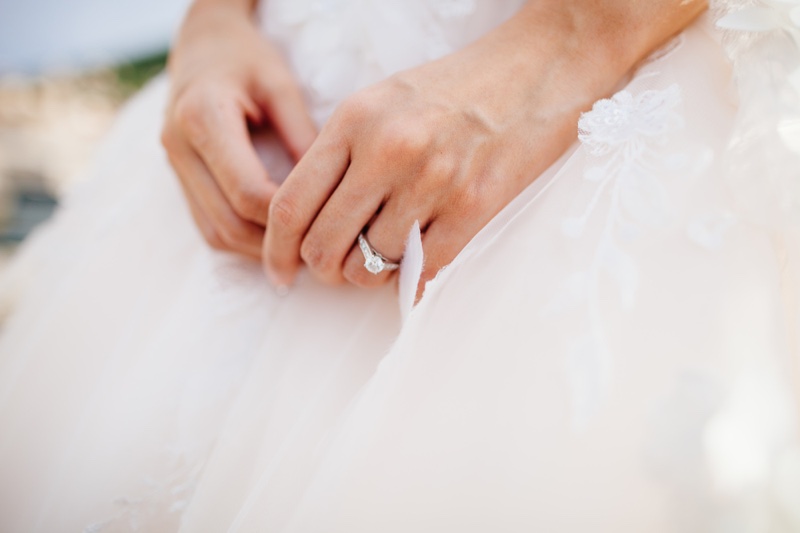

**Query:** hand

left=161, top=0, right=317, bottom=259
left=263, top=0, right=706, bottom=292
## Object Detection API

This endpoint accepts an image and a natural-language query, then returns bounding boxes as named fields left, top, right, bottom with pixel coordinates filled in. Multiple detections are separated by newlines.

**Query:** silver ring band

left=358, top=233, right=400, bottom=275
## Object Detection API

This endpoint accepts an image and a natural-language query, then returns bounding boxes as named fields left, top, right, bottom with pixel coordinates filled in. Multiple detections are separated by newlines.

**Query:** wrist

left=509, top=0, right=707, bottom=92
left=468, top=0, right=708, bottom=123
left=171, top=0, right=258, bottom=70
left=179, top=0, right=258, bottom=39
left=189, top=0, right=257, bottom=16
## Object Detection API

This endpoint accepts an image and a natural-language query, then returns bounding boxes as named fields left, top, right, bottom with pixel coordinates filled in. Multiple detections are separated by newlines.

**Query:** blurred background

left=0, top=0, right=192, bottom=271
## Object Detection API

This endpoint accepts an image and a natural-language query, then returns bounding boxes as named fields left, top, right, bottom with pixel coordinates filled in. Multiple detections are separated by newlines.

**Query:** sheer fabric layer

left=0, top=2, right=797, bottom=532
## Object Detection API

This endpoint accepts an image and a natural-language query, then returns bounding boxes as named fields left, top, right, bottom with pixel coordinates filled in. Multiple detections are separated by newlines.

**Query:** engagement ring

left=358, top=233, right=400, bottom=275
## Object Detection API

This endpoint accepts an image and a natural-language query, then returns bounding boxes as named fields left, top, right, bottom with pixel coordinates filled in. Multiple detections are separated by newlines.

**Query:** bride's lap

left=0, top=75, right=401, bottom=529
left=0, top=21, right=798, bottom=532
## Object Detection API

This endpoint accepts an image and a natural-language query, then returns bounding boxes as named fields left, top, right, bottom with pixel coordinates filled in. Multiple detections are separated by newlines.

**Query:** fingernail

left=265, top=266, right=292, bottom=295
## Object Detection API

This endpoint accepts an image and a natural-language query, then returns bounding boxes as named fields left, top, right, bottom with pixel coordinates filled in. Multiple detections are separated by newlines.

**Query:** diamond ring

left=358, top=233, right=400, bottom=275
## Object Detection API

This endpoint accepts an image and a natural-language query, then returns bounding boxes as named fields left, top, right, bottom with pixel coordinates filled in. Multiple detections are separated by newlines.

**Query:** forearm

left=169, top=0, right=261, bottom=79
left=173, top=0, right=258, bottom=56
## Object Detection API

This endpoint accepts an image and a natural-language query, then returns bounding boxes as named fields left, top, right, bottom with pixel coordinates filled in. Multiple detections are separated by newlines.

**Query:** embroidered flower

left=545, top=84, right=690, bottom=431
left=577, top=85, right=683, bottom=156
left=717, top=0, right=800, bottom=33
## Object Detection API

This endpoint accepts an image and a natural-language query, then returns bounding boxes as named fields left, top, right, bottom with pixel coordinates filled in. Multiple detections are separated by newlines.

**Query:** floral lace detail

left=717, top=0, right=800, bottom=39
left=714, top=0, right=800, bottom=227
left=577, top=85, right=683, bottom=157
left=83, top=448, right=203, bottom=532
left=687, top=211, right=738, bottom=250
left=544, top=84, right=686, bottom=431
left=566, top=84, right=683, bottom=247
left=261, top=0, right=522, bottom=123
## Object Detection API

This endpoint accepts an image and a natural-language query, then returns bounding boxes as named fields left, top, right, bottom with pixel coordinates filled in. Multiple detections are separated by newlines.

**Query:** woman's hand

left=263, top=0, right=706, bottom=291
left=162, top=0, right=316, bottom=259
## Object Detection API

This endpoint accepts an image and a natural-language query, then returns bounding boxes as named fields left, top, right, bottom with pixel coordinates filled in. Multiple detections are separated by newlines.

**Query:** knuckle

left=375, top=121, right=430, bottom=160
left=216, top=217, right=253, bottom=248
left=268, top=194, right=301, bottom=230
left=337, top=94, right=372, bottom=122
left=229, top=184, right=267, bottom=222
left=191, top=213, right=226, bottom=251
left=203, top=230, right=227, bottom=251
left=174, top=91, right=212, bottom=145
left=334, top=90, right=388, bottom=132
left=411, top=155, right=457, bottom=198
left=300, top=238, right=336, bottom=273
left=421, top=154, right=457, bottom=182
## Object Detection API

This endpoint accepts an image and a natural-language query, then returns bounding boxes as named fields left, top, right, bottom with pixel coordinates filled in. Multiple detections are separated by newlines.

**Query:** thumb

left=256, top=70, right=318, bottom=161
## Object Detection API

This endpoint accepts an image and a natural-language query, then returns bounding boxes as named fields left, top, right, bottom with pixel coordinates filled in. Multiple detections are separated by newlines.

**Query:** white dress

left=1, top=1, right=799, bottom=531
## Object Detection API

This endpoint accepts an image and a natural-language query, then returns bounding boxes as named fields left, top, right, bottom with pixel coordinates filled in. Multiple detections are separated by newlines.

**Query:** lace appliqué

left=577, top=84, right=683, bottom=157
left=83, top=450, right=203, bottom=533
left=263, top=0, right=489, bottom=123
left=717, top=0, right=800, bottom=38
left=715, top=0, right=800, bottom=228
left=543, top=84, right=685, bottom=431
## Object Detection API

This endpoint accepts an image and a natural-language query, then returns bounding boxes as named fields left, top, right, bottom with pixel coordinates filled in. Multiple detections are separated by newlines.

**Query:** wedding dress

left=1, top=1, right=799, bottom=531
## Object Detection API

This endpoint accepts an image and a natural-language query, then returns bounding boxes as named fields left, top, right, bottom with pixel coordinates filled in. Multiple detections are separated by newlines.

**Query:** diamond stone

left=364, top=255, right=385, bottom=275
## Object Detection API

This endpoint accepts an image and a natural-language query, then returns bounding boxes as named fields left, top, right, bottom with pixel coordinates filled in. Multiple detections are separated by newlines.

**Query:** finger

left=263, top=127, right=351, bottom=286
left=182, top=190, right=227, bottom=253
left=178, top=89, right=277, bottom=225
left=299, top=162, right=386, bottom=285
left=168, top=137, right=264, bottom=259
left=341, top=198, right=428, bottom=289
left=413, top=218, right=475, bottom=301
left=255, top=70, right=318, bottom=161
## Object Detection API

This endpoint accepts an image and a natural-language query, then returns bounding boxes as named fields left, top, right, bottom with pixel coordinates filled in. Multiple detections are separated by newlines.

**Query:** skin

left=162, top=0, right=317, bottom=259
left=164, top=0, right=707, bottom=295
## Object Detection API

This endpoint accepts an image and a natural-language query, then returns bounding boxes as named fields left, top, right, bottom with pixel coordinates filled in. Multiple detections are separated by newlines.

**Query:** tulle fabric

left=0, top=2, right=798, bottom=531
